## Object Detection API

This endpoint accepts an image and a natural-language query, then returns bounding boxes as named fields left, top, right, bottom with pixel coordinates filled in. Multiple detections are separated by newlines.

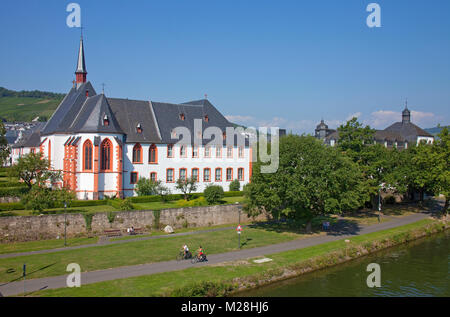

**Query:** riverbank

left=22, top=216, right=447, bottom=297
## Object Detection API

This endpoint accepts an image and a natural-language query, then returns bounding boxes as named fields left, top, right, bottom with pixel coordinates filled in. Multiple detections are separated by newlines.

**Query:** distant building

left=317, top=105, right=434, bottom=149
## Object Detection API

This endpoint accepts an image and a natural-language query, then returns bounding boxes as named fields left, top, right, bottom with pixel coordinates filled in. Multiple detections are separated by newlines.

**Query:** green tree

left=229, top=179, right=241, bottom=191
left=21, top=187, right=75, bottom=212
left=337, top=117, right=375, bottom=162
left=154, top=180, right=171, bottom=202
left=430, top=127, right=450, bottom=214
left=9, top=152, right=60, bottom=188
left=244, top=135, right=368, bottom=231
left=204, top=184, right=224, bottom=205
left=0, top=121, right=10, bottom=166
left=176, top=177, right=198, bottom=201
left=135, top=177, right=158, bottom=196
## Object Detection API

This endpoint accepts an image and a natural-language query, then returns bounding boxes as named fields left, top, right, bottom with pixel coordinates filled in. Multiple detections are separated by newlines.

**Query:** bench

left=104, top=229, right=122, bottom=237
left=128, top=227, right=145, bottom=235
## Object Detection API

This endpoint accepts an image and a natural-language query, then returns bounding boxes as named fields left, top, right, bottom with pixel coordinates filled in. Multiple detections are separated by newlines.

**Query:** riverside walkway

left=0, top=211, right=433, bottom=297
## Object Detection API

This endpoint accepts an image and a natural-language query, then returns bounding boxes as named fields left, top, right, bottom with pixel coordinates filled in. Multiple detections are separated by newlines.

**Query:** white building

left=16, top=35, right=252, bottom=200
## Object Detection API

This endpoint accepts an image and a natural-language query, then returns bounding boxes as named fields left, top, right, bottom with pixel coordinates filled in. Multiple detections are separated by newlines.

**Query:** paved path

left=0, top=211, right=432, bottom=297
left=0, top=225, right=242, bottom=260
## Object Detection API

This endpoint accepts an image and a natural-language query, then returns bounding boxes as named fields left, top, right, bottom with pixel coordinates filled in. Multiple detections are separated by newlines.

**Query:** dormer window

left=103, top=115, right=109, bottom=126
left=171, top=129, right=177, bottom=138
left=180, top=113, right=185, bottom=121
left=136, top=123, right=142, bottom=133
left=222, top=131, right=226, bottom=140
left=204, top=115, right=209, bottom=122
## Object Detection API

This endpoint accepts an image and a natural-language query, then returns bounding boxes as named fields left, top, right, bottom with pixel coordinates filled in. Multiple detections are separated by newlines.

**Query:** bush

left=229, top=179, right=241, bottom=192
left=175, top=197, right=208, bottom=208
left=136, top=178, right=158, bottom=196
left=171, top=281, right=234, bottom=297
left=119, top=198, right=134, bottom=211
left=0, top=181, right=26, bottom=188
left=0, top=186, right=29, bottom=197
left=204, top=185, right=224, bottom=205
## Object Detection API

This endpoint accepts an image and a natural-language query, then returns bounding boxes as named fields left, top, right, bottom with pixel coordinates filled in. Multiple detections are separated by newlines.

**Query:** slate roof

left=11, top=122, right=45, bottom=148
left=384, top=122, right=433, bottom=143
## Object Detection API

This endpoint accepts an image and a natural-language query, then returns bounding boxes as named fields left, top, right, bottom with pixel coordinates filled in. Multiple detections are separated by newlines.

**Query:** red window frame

left=83, top=139, right=93, bottom=171
left=132, top=143, right=143, bottom=164
left=150, top=172, right=157, bottom=182
left=149, top=144, right=158, bottom=164
left=130, top=172, right=138, bottom=184
left=215, top=168, right=222, bottom=182
left=166, top=168, right=175, bottom=183
left=191, top=168, right=199, bottom=182
left=179, top=168, right=187, bottom=181
left=226, top=168, right=233, bottom=181
left=238, top=168, right=244, bottom=181
left=100, top=138, right=113, bottom=172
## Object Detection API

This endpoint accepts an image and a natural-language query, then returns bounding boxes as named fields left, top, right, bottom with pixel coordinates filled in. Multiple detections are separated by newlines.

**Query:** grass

left=0, top=96, right=61, bottom=122
left=27, top=218, right=444, bottom=297
left=0, top=237, right=98, bottom=255
left=0, top=222, right=309, bottom=283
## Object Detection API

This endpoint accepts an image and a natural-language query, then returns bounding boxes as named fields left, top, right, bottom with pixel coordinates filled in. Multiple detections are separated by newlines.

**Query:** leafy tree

left=430, top=127, right=450, bottom=214
left=204, top=184, right=224, bottom=205
left=9, top=152, right=60, bottom=188
left=337, top=117, right=375, bottom=162
left=135, top=177, right=158, bottom=196
left=21, top=186, right=75, bottom=212
left=154, top=180, right=171, bottom=202
left=176, top=177, right=198, bottom=201
left=0, top=121, right=10, bottom=166
left=229, top=179, right=241, bottom=191
left=244, top=135, right=368, bottom=231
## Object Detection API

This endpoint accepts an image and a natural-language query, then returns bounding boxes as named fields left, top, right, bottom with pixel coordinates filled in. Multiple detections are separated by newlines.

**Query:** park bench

left=128, top=227, right=146, bottom=235
left=104, top=229, right=122, bottom=237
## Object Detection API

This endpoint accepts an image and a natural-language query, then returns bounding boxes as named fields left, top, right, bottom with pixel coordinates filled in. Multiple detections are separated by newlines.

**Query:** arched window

left=83, top=140, right=93, bottom=171
left=132, top=143, right=142, bottom=163
left=100, top=138, right=112, bottom=171
left=149, top=144, right=157, bottom=164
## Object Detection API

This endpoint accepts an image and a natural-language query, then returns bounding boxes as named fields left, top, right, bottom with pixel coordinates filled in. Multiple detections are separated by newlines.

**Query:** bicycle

left=176, top=250, right=192, bottom=261
left=191, top=254, right=208, bottom=264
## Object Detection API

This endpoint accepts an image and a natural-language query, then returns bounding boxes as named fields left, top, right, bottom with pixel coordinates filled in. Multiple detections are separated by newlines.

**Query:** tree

left=9, top=152, right=60, bottom=188
left=176, top=177, right=197, bottom=201
left=337, top=117, right=375, bottom=162
left=204, top=184, right=224, bottom=205
left=229, top=179, right=241, bottom=191
left=430, top=127, right=450, bottom=214
left=21, top=187, right=75, bottom=212
left=135, top=177, right=158, bottom=196
left=0, top=121, right=10, bottom=166
left=244, top=135, right=368, bottom=231
left=154, top=180, right=171, bottom=202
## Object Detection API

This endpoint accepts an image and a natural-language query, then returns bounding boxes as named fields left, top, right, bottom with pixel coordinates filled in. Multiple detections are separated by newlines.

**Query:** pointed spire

left=402, top=98, right=411, bottom=124
left=75, top=28, right=87, bottom=88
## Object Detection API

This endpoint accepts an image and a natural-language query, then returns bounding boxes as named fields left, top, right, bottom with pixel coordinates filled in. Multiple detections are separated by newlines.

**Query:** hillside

left=0, top=87, right=64, bottom=122
left=425, top=125, right=449, bottom=136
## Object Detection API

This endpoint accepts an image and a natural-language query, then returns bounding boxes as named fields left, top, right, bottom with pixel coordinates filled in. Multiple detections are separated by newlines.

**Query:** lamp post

left=236, top=202, right=241, bottom=249
left=378, top=185, right=382, bottom=223
left=64, top=202, right=67, bottom=247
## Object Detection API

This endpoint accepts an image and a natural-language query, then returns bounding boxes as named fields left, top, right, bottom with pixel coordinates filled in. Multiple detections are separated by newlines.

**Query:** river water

left=240, top=230, right=449, bottom=297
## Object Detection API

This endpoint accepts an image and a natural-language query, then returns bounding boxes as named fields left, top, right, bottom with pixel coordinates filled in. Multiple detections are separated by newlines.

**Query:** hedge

left=0, top=182, right=27, bottom=188
left=0, top=202, right=25, bottom=211
left=0, top=187, right=29, bottom=197
left=129, top=191, right=242, bottom=203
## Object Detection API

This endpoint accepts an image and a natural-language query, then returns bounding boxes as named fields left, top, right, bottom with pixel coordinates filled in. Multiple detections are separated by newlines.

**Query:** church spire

left=402, top=98, right=411, bottom=124
left=75, top=30, right=87, bottom=88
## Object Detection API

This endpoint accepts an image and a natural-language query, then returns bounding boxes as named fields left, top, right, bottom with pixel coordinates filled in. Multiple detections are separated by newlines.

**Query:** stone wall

left=0, top=204, right=267, bottom=242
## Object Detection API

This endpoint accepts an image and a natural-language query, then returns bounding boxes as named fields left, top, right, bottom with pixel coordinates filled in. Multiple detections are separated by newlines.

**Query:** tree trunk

left=305, top=220, right=312, bottom=233
left=444, top=198, right=449, bottom=218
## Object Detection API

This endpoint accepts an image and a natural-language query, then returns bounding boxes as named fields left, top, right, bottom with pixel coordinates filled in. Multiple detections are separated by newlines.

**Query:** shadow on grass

left=1, top=262, right=57, bottom=286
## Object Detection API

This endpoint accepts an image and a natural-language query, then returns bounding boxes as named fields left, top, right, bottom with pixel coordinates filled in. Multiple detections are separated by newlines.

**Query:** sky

left=0, top=0, right=449, bottom=134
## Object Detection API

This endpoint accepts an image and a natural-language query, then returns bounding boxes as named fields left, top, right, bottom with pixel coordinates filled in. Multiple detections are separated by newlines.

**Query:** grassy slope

left=0, top=96, right=61, bottom=121
left=31, top=218, right=443, bottom=297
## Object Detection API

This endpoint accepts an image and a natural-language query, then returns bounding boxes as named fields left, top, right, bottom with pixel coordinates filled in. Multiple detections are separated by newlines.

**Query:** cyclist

left=182, top=244, right=190, bottom=259
left=197, top=245, right=206, bottom=261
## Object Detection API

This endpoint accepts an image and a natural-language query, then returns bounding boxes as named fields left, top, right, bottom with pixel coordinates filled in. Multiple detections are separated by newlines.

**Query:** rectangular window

left=226, top=168, right=233, bottom=181
left=167, top=144, right=173, bottom=158
left=130, top=172, right=138, bottom=184
left=227, top=147, right=233, bottom=158
left=204, top=146, right=210, bottom=158
left=238, top=147, right=244, bottom=158
left=203, top=168, right=210, bottom=182
left=166, top=169, right=174, bottom=182
left=215, top=168, right=222, bottom=182
left=192, top=146, right=198, bottom=158
left=180, top=145, right=186, bottom=157
left=150, top=172, right=157, bottom=182
left=179, top=168, right=187, bottom=181
left=216, top=147, right=221, bottom=158
left=192, top=168, right=199, bottom=182
left=238, top=168, right=244, bottom=181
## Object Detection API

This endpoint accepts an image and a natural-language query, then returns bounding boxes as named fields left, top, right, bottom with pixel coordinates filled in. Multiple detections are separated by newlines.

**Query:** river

left=239, top=230, right=449, bottom=297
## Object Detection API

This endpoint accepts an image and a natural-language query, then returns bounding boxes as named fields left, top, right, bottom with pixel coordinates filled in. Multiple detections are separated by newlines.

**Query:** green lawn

left=28, top=218, right=438, bottom=297
left=0, top=237, right=98, bottom=254
left=0, top=223, right=309, bottom=283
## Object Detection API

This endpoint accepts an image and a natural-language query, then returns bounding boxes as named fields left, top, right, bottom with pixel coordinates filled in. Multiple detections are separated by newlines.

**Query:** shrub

left=204, top=185, right=224, bottom=205
left=171, top=281, right=234, bottom=297
left=229, top=179, right=241, bottom=192
left=175, top=197, right=208, bottom=208
left=136, top=178, right=158, bottom=196
left=119, top=198, right=134, bottom=211
left=83, top=213, right=94, bottom=231
left=0, top=186, right=29, bottom=197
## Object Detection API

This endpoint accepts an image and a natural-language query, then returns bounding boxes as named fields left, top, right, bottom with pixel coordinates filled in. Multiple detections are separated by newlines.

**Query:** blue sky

left=1, top=0, right=449, bottom=133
